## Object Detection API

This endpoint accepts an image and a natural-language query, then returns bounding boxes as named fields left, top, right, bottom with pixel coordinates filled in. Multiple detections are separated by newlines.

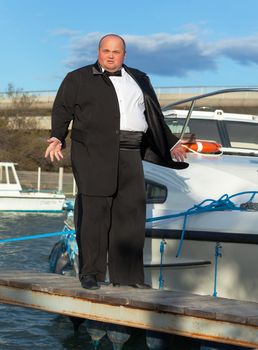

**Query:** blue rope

left=146, top=191, right=258, bottom=224
left=0, top=230, right=75, bottom=244
left=146, top=191, right=258, bottom=257
left=176, top=213, right=188, bottom=257
left=213, top=242, right=222, bottom=297
left=159, top=239, right=166, bottom=289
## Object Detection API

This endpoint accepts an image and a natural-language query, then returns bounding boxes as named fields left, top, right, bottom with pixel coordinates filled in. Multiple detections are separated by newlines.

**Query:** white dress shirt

left=109, top=68, right=148, bottom=132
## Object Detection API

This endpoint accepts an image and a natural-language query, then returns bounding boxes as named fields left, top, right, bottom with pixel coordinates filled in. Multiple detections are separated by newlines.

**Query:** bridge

left=1, top=86, right=258, bottom=129
left=1, top=86, right=258, bottom=106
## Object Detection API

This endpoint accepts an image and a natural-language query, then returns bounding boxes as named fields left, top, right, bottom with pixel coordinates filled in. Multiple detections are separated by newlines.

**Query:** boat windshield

left=162, top=88, right=258, bottom=152
left=165, top=118, right=222, bottom=144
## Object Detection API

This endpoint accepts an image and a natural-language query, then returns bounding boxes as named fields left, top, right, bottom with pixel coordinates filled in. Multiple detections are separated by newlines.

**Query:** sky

left=1, top=0, right=258, bottom=92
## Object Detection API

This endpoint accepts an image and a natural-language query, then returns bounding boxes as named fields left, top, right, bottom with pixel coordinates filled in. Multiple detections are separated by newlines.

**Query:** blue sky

left=1, top=0, right=258, bottom=92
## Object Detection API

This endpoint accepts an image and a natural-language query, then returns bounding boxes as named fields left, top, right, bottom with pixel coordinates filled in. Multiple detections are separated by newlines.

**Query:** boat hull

left=0, top=162, right=66, bottom=212
left=0, top=194, right=65, bottom=212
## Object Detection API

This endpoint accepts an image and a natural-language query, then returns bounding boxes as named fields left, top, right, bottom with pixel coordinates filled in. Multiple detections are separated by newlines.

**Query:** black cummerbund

left=119, top=130, right=143, bottom=150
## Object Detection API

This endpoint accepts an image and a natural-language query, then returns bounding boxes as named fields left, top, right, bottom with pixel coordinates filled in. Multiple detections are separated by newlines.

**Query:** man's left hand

left=170, top=141, right=187, bottom=162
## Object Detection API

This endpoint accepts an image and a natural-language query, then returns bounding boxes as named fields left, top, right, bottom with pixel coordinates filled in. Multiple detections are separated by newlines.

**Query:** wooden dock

left=0, top=269, right=257, bottom=348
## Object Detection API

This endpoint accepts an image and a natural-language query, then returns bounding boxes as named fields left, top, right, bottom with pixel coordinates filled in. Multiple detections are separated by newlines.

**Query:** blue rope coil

left=146, top=191, right=258, bottom=257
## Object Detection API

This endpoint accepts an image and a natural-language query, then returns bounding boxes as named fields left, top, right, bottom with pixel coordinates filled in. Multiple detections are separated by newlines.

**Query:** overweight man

left=45, top=34, right=188, bottom=290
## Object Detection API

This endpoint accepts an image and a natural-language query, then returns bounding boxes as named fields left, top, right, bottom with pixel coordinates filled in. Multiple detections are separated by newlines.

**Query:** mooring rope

left=0, top=231, right=69, bottom=244
left=158, top=239, right=166, bottom=289
left=213, top=242, right=222, bottom=297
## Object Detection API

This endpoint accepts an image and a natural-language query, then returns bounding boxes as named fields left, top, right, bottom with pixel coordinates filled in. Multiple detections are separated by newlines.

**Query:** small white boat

left=49, top=88, right=258, bottom=302
left=0, top=162, right=66, bottom=212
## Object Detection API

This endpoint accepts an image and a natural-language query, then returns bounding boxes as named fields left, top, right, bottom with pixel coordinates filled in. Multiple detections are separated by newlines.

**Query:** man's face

left=98, top=36, right=125, bottom=72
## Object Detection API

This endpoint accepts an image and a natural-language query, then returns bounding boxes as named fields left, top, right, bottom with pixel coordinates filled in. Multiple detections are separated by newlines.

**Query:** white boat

left=49, top=88, right=258, bottom=302
left=144, top=88, right=258, bottom=301
left=0, top=162, right=66, bottom=212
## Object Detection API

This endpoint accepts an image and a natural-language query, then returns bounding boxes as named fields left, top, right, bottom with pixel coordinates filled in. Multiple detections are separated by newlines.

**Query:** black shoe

left=130, top=283, right=151, bottom=289
left=80, top=275, right=100, bottom=290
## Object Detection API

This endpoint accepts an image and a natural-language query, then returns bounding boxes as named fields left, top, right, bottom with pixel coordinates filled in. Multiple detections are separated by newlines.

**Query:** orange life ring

left=183, top=140, right=222, bottom=154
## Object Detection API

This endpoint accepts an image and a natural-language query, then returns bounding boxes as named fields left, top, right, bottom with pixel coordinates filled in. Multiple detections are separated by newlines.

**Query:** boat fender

left=48, top=240, right=66, bottom=273
left=55, top=251, right=70, bottom=274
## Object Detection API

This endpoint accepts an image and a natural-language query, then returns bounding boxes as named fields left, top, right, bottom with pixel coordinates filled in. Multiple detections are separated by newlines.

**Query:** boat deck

left=0, top=269, right=257, bottom=348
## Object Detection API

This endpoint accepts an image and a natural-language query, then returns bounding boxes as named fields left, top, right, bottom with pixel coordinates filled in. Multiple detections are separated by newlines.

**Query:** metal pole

left=37, top=167, right=41, bottom=191
left=73, top=176, right=77, bottom=196
left=180, top=99, right=196, bottom=140
left=58, top=167, right=63, bottom=192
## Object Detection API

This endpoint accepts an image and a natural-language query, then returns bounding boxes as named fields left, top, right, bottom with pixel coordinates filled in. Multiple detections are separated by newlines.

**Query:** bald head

left=98, top=34, right=126, bottom=53
left=98, top=34, right=126, bottom=72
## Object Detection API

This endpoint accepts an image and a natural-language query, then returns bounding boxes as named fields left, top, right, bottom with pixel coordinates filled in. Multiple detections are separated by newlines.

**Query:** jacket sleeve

left=51, top=72, right=79, bottom=145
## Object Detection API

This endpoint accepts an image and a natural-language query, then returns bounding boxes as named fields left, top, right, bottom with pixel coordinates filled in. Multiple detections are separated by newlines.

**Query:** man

left=45, top=34, right=188, bottom=290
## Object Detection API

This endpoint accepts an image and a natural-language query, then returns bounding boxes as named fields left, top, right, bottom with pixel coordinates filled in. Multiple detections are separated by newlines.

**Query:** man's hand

left=170, top=141, right=187, bottom=162
left=44, top=137, right=63, bottom=162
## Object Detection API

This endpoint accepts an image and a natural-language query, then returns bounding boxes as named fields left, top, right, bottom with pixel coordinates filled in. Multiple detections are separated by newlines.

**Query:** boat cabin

left=0, top=162, right=22, bottom=194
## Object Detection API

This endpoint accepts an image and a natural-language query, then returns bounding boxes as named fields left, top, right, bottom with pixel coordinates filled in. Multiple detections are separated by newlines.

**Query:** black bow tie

left=104, top=69, right=122, bottom=77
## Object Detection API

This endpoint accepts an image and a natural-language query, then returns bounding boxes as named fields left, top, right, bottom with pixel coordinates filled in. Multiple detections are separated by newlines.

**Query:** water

left=0, top=213, right=254, bottom=350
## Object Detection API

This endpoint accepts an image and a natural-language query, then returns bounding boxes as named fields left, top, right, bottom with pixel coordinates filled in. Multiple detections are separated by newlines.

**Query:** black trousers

left=74, top=147, right=146, bottom=285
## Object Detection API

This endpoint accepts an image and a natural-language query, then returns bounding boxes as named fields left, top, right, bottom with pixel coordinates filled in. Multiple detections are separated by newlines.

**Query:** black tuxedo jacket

left=51, top=62, right=188, bottom=195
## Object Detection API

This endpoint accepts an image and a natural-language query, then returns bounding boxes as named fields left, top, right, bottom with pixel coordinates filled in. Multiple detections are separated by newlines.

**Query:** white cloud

left=54, top=31, right=258, bottom=77
left=123, top=33, right=216, bottom=76
left=215, top=35, right=258, bottom=65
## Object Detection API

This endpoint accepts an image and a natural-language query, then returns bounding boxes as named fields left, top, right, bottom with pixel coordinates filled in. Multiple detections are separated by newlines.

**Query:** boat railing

left=162, top=88, right=258, bottom=140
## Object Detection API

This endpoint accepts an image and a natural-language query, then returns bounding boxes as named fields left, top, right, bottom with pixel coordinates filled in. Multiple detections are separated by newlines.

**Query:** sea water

left=0, top=213, right=254, bottom=350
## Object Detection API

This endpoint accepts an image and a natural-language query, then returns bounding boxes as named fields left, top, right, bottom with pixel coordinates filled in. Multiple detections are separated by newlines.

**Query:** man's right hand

left=44, top=137, right=63, bottom=162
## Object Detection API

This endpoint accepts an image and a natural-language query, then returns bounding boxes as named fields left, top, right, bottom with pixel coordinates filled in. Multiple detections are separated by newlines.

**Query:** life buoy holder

left=182, top=140, right=222, bottom=154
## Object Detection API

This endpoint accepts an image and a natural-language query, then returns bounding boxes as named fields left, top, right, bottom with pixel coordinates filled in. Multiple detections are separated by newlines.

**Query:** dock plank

left=0, top=269, right=257, bottom=347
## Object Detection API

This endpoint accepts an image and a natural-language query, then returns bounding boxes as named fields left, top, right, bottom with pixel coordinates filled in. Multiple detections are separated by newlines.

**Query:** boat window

left=145, top=180, right=167, bottom=204
left=0, top=167, right=7, bottom=184
left=8, top=168, right=17, bottom=184
left=0, top=166, right=16, bottom=184
left=165, top=118, right=222, bottom=143
left=225, top=121, right=258, bottom=150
